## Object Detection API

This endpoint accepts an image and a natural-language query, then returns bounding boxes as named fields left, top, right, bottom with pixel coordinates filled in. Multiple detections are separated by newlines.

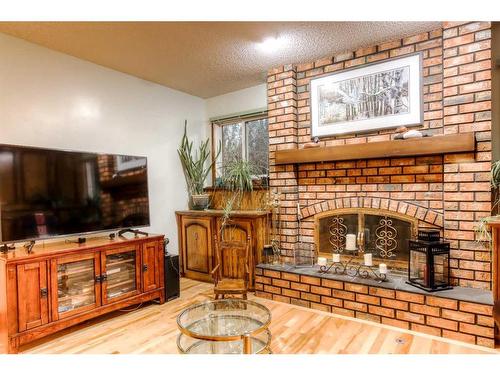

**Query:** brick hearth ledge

left=256, top=264, right=495, bottom=348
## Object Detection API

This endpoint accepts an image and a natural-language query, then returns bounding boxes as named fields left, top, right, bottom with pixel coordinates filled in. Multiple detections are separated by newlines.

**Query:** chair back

left=214, top=235, right=250, bottom=281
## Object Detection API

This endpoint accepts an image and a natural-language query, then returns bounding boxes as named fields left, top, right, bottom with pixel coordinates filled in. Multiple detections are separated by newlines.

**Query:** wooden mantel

left=274, top=133, right=475, bottom=165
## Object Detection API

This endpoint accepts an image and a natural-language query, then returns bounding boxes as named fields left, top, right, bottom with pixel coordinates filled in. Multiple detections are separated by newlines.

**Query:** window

left=212, top=115, right=269, bottom=182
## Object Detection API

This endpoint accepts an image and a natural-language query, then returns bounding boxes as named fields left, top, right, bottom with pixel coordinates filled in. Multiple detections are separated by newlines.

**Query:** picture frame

left=115, top=155, right=147, bottom=172
left=310, top=53, right=423, bottom=138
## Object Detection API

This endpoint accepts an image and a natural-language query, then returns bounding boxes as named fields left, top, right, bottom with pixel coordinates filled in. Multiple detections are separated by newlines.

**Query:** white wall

left=205, top=83, right=267, bottom=120
left=0, top=33, right=206, bottom=253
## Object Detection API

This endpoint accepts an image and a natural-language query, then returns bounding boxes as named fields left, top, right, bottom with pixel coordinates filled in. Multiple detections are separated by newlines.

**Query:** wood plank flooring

left=20, top=278, right=499, bottom=354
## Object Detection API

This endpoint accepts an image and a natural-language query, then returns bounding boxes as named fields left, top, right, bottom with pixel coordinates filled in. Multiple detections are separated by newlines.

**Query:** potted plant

left=178, top=121, right=220, bottom=210
left=475, top=160, right=500, bottom=242
left=219, top=159, right=257, bottom=235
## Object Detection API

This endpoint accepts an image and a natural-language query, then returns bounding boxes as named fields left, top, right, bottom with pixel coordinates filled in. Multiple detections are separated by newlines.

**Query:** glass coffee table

left=176, top=299, right=272, bottom=354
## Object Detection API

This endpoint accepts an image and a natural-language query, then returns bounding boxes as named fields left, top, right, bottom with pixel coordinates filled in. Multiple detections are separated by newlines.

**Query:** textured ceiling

left=0, top=22, right=442, bottom=98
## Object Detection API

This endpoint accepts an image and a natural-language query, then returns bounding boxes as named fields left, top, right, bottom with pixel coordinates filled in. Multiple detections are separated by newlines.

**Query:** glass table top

left=177, top=299, right=271, bottom=340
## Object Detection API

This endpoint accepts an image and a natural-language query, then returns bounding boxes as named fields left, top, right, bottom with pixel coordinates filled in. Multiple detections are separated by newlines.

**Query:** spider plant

left=219, top=159, right=258, bottom=236
left=178, top=120, right=220, bottom=208
left=474, top=160, right=500, bottom=242
left=476, top=216, right=494, bottom=243
left=222, top=159, right=255, bottom=193
left=491, top=160, right=500, bottom=210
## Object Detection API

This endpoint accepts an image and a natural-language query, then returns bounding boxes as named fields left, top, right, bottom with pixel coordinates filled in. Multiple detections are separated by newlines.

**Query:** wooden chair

left=211, top=235, right=250, bottom=300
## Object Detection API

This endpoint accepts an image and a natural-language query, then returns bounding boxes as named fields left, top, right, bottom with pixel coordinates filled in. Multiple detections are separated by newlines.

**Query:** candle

left=345, top=234, right=356, bottom=251
left=379, top=263, right=388, bottom=274
left=332, top=253, right=340, bottom=263
left=317, top=257, right=327, bottom=266
left=364, top=253, right=373, bottom=267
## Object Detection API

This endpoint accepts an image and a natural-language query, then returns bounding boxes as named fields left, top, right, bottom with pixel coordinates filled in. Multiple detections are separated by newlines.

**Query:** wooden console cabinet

left=0, top=234, right=165, bottom=354
left=176, top=210, right=268, bottom=288
left=488, top=221, right=500, bottom=343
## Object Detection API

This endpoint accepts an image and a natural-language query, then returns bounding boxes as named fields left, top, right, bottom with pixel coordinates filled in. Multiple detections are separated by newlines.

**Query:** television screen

left=0, top=144, right=150, bottom=243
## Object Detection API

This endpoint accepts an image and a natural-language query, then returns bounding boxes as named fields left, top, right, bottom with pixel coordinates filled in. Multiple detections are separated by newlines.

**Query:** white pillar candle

left=332, top=253, right=340, bottom=263
left=364, top=253, right=373, bottom=267
left=379, top=263, right=388, bottom=274
left=345, top=234, right=356, bottom=251
left=317, top=257, right=327, bottom=266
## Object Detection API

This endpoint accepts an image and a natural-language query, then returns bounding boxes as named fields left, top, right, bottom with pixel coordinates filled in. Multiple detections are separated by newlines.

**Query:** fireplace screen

left=317, top=209, right=417, bottom=267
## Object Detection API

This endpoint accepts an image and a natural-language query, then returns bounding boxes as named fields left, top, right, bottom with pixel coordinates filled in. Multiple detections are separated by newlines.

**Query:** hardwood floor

left=20, top=278, right=498, bottom=354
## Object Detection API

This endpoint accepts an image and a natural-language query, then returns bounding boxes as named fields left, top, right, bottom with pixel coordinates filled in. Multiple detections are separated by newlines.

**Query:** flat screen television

left=0, top=143, right=150, bottom=243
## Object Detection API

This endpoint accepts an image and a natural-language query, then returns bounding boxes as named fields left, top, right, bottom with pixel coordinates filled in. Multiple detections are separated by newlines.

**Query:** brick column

left=267, top=64, right=299, bottom=261
left=442, top=22, right=492, bottom=289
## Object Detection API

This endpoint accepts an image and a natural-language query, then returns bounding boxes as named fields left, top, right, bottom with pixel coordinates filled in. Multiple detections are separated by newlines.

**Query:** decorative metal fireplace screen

left=316, top=209, right=418, bottom=265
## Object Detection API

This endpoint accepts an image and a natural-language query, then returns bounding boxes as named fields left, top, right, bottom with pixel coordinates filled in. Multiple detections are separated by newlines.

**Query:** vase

left=191, top=193, right=210, bottom=210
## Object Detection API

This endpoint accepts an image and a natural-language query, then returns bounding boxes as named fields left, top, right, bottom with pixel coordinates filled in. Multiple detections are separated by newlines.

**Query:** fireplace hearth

left=255, top=263, right=495, bottom=348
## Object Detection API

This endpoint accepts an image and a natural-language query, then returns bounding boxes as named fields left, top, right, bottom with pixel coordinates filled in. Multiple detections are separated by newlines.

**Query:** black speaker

left=164, top=253, right=180, bottom=301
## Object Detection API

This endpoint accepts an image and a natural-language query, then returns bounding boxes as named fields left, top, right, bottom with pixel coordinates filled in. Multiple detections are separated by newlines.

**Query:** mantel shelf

left=274, top=133, right=475, bottom=165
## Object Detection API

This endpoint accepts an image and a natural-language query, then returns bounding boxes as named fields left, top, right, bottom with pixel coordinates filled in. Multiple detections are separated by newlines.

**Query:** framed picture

left=310, top=53, right=423, bottom=137
left=115, top=155, right=147, bottom=172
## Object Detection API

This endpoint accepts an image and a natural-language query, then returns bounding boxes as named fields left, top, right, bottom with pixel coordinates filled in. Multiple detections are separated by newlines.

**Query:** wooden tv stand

left=0, top=234, right=165, bottom=354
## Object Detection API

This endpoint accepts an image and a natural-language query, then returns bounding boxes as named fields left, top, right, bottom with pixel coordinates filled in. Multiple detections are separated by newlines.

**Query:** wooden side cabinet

left=176, top=210, right=268, bottom=288
left=0, top=234, right=165, bottom=354
left=488, top=221, right=500, bottom=345
left=489, top=221, right=500, bottom=302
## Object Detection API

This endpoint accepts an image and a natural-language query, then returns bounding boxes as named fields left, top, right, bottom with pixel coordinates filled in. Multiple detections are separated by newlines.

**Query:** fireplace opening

left=315, top=208, right=421, bottom=271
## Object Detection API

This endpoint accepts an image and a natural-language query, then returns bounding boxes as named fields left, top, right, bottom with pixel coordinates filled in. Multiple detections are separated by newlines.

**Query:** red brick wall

left=267, top=22, right=492, bottom=289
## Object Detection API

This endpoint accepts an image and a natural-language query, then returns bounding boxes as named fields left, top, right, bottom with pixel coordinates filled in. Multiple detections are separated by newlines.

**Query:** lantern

left=262, top=244, right=274, bottom=264
left=407, top=229, right=452, bottom=292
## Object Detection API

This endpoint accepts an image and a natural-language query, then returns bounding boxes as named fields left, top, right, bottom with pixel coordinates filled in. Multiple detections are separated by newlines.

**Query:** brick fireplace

left=256, top=21, right=496, bottom=347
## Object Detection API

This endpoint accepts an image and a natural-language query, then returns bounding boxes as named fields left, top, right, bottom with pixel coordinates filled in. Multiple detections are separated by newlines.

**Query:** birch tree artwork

left=310, top=54, right=422, bottom=137
left=318, top=66, right=410, bottom=126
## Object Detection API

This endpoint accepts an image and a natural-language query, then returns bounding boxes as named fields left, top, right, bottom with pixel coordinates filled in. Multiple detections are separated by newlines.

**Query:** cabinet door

left=181, top=217, right=213, bottom=282
left=50, top=252, right=101, bottom=321
left=101, top=245, right=141, bottom=305
left=142, top=241, right=161, bottom=292
left=17, top=261, right=49, bottom=331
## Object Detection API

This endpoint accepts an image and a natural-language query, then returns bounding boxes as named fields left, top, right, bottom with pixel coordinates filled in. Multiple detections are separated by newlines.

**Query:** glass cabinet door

left=51, top=253, right=101, bottom=320
left=101, top=246, right=141, bottom=304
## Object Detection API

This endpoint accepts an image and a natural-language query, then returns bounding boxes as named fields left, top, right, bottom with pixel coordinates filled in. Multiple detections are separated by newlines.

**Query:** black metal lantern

left=407, top=229, right=452, bottom=292
left=262, top=244, right=274, bottom=264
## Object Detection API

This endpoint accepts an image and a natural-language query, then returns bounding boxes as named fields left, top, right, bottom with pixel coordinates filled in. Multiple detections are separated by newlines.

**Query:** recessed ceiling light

left=72, top=97, right=101, bottom=120
left=256, top=35, right=288, bottom=53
